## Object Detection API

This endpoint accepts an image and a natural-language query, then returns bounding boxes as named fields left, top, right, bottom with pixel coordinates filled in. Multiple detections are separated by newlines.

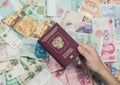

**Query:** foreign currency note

left=17, top=57, right=45, bottom=85
left=79, top=0, right=102, bottom=19
left=41, top=55, right=63, bottom=72
left=0, top=42, right=20, bottom=62
left=52, top=70, right=68, bottom=85
left=75, top=20, right=92, bottom=34
left=92, top=18, right=117, bottom=62
left=19, top=37, right=49, bottom=62
left=0, top=74, right=5, bottom=85
left=5, top=59, right=25, bottom=80
left=76, top=32, right=103, bottom=56
left=101, top=4, right=120, bottom=43
left=61, top=10, right=84, bottom=26
left=21, top=0, right=45, bottom=7
left=26, top=69, right=51, bottom=85
left=3, top=10, right=38, bottom=37
left=0, top=28, right=23, bottom=48
left=0, top=0, right=23, bottom=19
left=26, top=5, right=44, bottom=23
left=6, top=78, right=20, bottom=85
left=65, top=66, right=93, bottom=85
left=0, top=61, right=12, bottom=73
left=107, top=0, right=120, bottom=4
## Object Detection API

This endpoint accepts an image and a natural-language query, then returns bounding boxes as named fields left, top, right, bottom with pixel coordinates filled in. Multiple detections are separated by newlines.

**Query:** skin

left=77, top=43, right=120, bottom=85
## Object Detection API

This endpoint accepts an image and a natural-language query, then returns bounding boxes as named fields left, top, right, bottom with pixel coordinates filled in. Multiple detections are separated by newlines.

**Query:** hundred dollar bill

left=61, top=10, right=84, bottom=26
left=5, top=59, right=25, bottom=80
left=17, top=57, right=45, bottom=85
left=92, top=18, right=117, bottom=62
left=0, top=61, right=12, bottom=73
left=0, top=74, right=6, bottom=85
left=19, top=37, right=49, bottom=62
left=3, top=10, right=38, bottom=38
left=0, top=0, right=23, bottom=19
left=79, top=0, right=102, bottom=19
left=0, top=28, right=23, bottom=48
left=0, top=42, right=20, bottom=62
left=101, top=4, right=120, bottom=43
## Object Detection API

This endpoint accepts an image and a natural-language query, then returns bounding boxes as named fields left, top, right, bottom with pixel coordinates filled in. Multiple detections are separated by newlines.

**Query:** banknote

left=6, top=78, right=20, bottom=85
left=0, top=74, right=5, bottom=85
left=0, top=0, right=23, bottom=19
left=79, top=0, right=101, bottom=19
left=21, top=0, right=45, bottom=6
left=26, top=68, right=51, bottom=85
left=101, top=4, right=120, bottom=43
left=0, top=42, right=20, bottom=62
left=92, top=18, right=117, bottom=62
left=65, top=66, right=93, bottom=85
left=75, top=20, right=92, bottom=34
left=0, top=28, right=23, bottom=48
left=41, top=55, right=63, bottom=72
left=61, top=10, right=84, bottom=26
left=26, top=5, right=45, bottom=20
left=107, top=0, right=120, bottom=4
left=17, top=57, right=45, bottom=85
left=76, top=32, right=103, bottom=56
left=19, top=37, right=49, bottom=62
left=0, top=61, right=12, bottom=73
left=5, top=59, right=25, bottom=80
left=3, top=10, right=38, bottom=37
left=52, top=70, right=68, bottom=85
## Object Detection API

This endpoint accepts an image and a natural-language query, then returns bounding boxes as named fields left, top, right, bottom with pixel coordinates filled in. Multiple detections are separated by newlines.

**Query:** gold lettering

left=42, top=26, right=58, bottom=42
left=63, top=47, right=73, bottom=58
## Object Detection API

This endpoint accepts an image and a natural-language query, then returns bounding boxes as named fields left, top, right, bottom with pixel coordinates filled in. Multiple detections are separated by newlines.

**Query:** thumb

left=77, top=45, right=91, bottom=60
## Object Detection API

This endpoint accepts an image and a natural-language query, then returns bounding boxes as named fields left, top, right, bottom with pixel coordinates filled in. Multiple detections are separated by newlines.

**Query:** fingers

left=77, top=45, right=91, bottom=60
left=79, top=43, right=95, bottom=52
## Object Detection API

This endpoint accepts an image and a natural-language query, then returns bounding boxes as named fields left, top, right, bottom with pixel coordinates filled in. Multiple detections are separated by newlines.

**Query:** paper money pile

left=0, top=0, right=120, bottom=85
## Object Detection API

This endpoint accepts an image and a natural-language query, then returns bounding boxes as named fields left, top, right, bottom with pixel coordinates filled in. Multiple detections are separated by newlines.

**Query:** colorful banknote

left=75, top=20, right=92, bottom=34
left=79, top=0, right=102, bottom=19
left=0, top=42, right=20, bottom=62
left=6, top=78, right=20, bottom=85
left=19, top=37, right=49, bottom=62
left=61, top=10, right=84, bottom=26
left=52, top=70, right=68, bottom=85
left=0, top=28, right=23, bottom=48
left=0, top=0, right=23, bottom=19
left=5, top=59, right=25, bottom=80
left=65, top=66, right=93, bottom=85
left=21, top=0, right=45, bottom=6
left=42, top=55, right=63, bottom=72
left=92, top=18, right=117, bottom=62
left=101, top=4, right=120, bottom=43
left=107, top=0, right=120, bottom=4
left=17, top=57, right=45, bottom=85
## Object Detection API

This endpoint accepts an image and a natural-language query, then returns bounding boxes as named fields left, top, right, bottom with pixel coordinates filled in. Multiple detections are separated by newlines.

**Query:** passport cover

left=38, top=23, right=79, bottom=68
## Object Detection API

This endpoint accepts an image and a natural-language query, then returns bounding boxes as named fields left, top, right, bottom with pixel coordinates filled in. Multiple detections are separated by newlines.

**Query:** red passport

left=38, top=23, right=79, bottom=68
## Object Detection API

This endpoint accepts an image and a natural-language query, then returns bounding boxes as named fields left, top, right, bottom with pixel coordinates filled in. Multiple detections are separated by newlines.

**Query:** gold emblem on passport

left=52, top=36, right=64, bottom=49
